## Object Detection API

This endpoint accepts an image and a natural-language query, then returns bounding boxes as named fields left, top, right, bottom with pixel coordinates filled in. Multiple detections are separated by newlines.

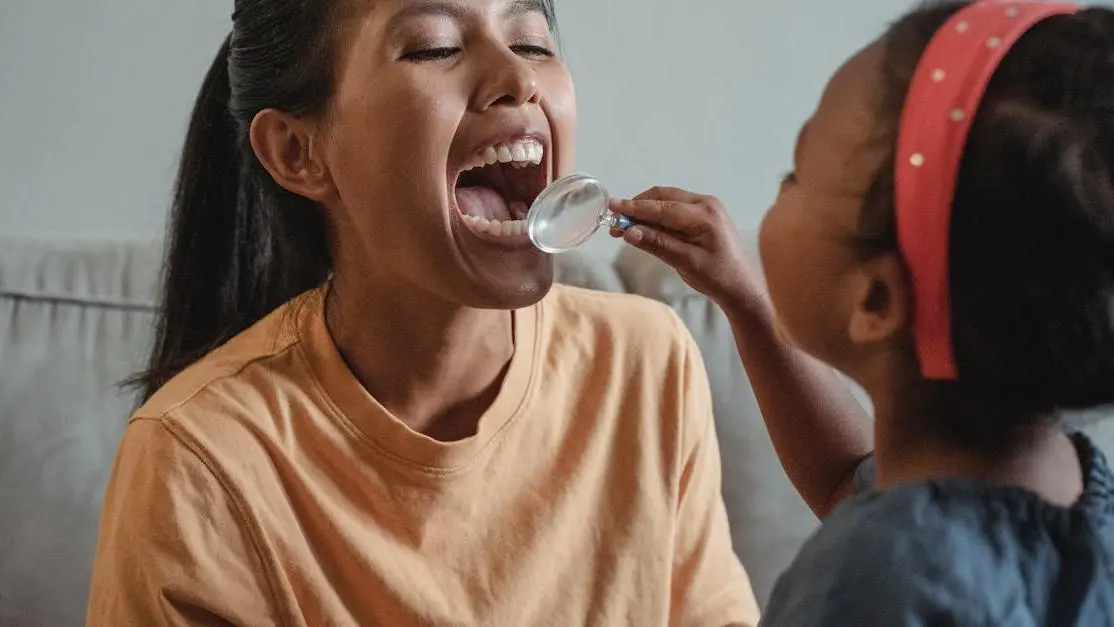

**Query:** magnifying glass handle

left=609, top=213, right=641, bottom=232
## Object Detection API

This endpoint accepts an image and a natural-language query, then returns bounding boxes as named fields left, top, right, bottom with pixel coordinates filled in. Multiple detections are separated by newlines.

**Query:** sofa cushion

left=8, top=234, right=1108, bottom=623
left=0, top=238, right=160, bottom=626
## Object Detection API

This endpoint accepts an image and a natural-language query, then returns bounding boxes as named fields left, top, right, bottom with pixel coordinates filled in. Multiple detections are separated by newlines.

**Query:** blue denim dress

left=761, top=433, right=1114, bottom=626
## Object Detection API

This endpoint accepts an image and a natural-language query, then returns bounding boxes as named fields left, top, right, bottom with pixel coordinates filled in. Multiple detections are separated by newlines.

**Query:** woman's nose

left=475, top=52, right=539, bottom=110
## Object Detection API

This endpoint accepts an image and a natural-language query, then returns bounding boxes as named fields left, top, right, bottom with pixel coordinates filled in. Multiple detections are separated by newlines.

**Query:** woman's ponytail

left=130, top=26, right=331, bottom=402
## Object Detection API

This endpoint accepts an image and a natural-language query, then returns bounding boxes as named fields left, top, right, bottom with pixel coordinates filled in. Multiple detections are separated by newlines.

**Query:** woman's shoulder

left=547, top=283, right=678, bottom=316
left=543, top=284, right=695, bottom=355
left=134, top=290, right=321, bottom=426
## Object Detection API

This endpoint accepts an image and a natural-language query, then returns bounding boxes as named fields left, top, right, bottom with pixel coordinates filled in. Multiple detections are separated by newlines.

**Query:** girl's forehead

left=801, top=42, right=890, bottom=198
left=812, top=42, right=885, bottom=150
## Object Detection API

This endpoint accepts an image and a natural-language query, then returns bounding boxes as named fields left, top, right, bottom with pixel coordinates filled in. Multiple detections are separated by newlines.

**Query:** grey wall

left=0, top=0, right=229, bottom=239
left=1, top=0, right=911, bottom=257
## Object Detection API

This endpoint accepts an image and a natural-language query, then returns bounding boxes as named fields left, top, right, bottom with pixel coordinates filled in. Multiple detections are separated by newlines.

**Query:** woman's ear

left=249, top=108, right=334, bottom=203
left=847, top=252, right=909, bottom=346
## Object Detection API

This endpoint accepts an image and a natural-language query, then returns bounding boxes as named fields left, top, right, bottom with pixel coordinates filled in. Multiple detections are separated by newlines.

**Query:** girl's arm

left=610, top=188, right=874, bottom=517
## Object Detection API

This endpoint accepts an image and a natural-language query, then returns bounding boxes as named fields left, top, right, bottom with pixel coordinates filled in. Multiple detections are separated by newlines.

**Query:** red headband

left=894, top=0, right=1079, bottom=381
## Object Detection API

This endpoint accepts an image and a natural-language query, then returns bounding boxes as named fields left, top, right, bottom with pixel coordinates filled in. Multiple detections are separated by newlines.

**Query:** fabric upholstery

left=0, top=239, right=159, bottom=626
left=3, top=236, right=1111, bottom=625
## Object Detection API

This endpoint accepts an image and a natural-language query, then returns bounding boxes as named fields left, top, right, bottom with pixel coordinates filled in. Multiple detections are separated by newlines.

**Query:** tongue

left=456, top=186, right=511, bottom=221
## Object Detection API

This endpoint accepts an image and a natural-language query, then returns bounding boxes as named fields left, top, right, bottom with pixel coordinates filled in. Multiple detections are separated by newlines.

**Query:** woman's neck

left=326, top=269, right=515, bottom=441
left=870, top=386, right=1084, bottom=507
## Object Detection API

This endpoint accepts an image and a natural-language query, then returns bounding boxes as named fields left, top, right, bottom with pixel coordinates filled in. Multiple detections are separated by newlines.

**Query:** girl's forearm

left=726, top=304, right=874, bottom=518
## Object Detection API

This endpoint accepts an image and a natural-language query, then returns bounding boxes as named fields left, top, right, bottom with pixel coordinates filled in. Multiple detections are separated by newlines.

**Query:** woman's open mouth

left=453, top=137, right=548, bottom=238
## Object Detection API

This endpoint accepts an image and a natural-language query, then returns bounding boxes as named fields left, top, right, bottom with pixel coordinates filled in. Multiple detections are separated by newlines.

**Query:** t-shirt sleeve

left=668, top=315, right=761, bottom=627
left=86, top=418, right=279, bottom=626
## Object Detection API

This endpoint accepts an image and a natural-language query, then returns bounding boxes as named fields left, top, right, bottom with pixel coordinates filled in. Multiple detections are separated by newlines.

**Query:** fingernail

left=625, top=227, right=643, bottom=244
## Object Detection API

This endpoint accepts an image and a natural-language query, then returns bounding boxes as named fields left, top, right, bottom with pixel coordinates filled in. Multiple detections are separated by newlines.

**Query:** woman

left=86, top=0, right=763, bottom=624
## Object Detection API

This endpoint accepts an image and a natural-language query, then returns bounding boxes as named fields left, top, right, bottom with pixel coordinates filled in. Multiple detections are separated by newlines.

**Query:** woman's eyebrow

left=504, top=0, right=547, bottom=19
left=386, top=0, right=547, bottom=35
left=386, top=0, right=466, bottom=35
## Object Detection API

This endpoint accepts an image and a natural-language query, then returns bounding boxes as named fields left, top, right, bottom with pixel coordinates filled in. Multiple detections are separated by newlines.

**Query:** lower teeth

left=462, top=214, right=527, bottom=236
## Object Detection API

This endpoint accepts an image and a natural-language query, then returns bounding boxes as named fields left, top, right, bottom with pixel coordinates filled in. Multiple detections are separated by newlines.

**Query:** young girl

left=616, top=1, right=1114, bottom=623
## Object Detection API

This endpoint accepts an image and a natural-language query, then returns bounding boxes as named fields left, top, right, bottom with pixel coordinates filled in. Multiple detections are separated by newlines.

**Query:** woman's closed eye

left=402, top=43, right=554, bottom=63
left=402, top=47, right=461, bottom=62
left=511, top=44, right=555, bottom=59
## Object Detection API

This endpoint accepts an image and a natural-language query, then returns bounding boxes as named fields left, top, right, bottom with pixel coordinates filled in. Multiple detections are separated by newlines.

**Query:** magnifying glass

left=526, top=174, right=634, bottom=254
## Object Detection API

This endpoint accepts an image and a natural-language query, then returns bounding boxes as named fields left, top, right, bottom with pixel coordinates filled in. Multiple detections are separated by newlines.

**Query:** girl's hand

left=610, top=186, right=767, bottom=316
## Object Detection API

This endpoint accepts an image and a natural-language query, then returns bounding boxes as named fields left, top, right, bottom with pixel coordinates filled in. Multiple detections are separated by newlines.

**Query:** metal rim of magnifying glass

left=526, top=173, right=610, bottom=254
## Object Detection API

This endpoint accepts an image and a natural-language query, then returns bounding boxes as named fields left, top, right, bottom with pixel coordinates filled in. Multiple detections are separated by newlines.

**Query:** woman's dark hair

left=131, top=0, right=560, bottom=403
left=855, top=1, right=1114, bottom=445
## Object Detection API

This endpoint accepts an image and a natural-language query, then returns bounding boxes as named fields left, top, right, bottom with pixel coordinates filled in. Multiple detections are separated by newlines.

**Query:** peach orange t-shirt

left=87, top=284, right=758, bottom=626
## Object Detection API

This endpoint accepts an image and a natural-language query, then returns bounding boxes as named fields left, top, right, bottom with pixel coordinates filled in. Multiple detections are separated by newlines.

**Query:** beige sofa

left=3, top=236, right=1112, bottom=626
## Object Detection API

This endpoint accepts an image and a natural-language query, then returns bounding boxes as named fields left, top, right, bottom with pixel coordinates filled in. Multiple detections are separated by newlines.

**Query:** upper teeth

left=465, top=138, right=544, bottom=171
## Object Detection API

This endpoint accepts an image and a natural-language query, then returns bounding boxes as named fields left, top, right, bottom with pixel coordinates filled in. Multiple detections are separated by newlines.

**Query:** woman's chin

left=455, top=265, right=555, bottom=310
left=501, top=280, right=554, bottom=310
